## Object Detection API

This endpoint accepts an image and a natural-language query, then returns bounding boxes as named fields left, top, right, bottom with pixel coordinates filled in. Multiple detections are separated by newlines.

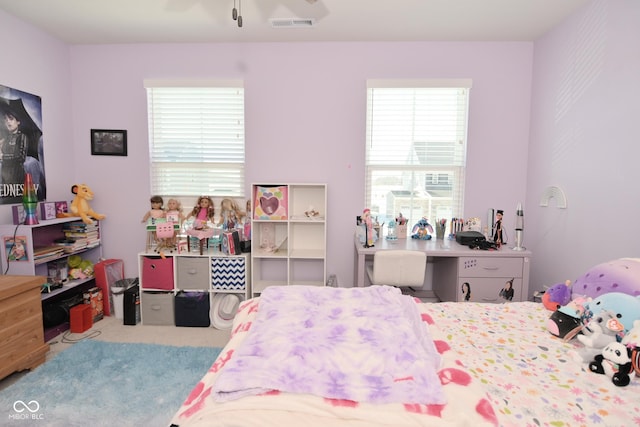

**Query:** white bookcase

left=0, top=217, right=103, bottom=301
left=251, top=183, right=327, bottom=296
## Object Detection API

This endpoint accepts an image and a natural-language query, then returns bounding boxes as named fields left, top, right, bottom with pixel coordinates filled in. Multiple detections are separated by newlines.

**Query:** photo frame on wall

left=90, top=129, right=127, bottom=156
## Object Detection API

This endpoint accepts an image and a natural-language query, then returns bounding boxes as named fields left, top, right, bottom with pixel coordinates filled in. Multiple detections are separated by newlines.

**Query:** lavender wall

left=526, top=0, right=640, bottom=289
left=68, top=42, right=532, bottom=283
left=1, top=8, right=534, bottom=285
left=0, top=10, right=73, bottom=205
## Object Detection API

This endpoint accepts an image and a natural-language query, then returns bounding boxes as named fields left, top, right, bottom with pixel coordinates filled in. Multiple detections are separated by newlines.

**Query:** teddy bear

left=588, top=342, right=634, bottom=387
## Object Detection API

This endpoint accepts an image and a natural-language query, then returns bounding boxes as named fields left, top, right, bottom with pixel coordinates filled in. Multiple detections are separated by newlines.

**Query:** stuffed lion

left=57, top=184, right=106, bottom=224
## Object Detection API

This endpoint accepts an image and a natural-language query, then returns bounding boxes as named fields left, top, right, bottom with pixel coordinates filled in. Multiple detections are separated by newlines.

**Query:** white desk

left=353, top=236, right=532, bottom=302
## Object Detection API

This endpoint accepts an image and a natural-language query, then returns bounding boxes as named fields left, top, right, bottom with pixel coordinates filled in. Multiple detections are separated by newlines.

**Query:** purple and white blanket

left=212, top=285, right=445, bottom=405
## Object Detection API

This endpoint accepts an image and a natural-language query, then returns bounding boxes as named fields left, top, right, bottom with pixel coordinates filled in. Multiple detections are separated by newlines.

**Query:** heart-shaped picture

left=260, top=196, right=279, bottom=215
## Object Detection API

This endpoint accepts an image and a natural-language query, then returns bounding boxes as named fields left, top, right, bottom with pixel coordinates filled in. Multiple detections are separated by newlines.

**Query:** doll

left=141, top=195, right=165, bottom=223
left=218, top=198, right=246, bottom=230
left=492, top=209, right=505, bottom=247
left=243, top=199, right=252, bottom=240
left=186, top=196, right=215, bottom=229
left=163, top=198, right=185, bottom=248
left=362, top=208, right=375, bottom=248
left=165, top=198, right=185, bottom=225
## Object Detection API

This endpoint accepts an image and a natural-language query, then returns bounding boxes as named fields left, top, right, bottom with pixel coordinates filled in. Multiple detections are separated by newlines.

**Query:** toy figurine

left=186, top=196, right=215, bottom=229
left=141, top=195, right=165, bottom=223
left=218, top=198, right=245, bottom=230
left=243, top=199, right=252, bottom=240
left=362, top=208, right=375, bottom=248
left=492, top=209, right=505, bottom=247
left=411, top=217, right=433, bottom=240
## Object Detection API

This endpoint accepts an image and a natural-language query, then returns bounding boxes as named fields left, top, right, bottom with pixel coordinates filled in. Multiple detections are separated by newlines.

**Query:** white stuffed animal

left=575, top=311, right=623, bottom=363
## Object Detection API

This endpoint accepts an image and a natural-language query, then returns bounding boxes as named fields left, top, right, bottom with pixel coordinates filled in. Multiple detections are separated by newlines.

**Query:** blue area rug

left=0, top=340, right=220, bottom=426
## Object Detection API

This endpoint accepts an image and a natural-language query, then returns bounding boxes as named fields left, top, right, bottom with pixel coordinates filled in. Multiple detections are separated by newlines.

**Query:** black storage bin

left=174, top=291, right=210, bottom=327
left=123, top=284, right=141, bottom=326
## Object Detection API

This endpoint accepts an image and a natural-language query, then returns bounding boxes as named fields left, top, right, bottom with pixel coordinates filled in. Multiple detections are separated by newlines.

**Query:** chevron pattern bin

left=211, top=257, right=246, bottom=291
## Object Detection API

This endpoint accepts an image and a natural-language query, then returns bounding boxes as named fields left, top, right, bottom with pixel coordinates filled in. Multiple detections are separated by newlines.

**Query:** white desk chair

left=366, top=250, right=427, bottom=289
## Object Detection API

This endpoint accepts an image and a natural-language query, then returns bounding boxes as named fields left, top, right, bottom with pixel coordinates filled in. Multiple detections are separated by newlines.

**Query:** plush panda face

left=602, top=342, right=631, bottom=365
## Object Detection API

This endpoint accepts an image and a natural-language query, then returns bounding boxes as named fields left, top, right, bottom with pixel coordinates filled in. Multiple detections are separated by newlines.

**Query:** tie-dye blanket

left=212, top=285, right=445, bottom=405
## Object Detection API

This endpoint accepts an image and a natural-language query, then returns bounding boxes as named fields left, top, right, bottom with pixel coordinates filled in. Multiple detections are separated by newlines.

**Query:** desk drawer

left=458, top=278, right=523, bottom=303
left=458, top=257, right=523, bottom=278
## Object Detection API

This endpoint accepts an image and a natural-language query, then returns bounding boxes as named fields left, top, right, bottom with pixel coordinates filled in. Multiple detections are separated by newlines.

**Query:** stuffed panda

left=588, top=342, right=634, bottom=387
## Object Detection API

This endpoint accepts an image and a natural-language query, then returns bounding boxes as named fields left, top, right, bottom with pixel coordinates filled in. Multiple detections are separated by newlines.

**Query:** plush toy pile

left=67, top=254, right=94, bottom=280
left=543, top=258, right=640, bottom=386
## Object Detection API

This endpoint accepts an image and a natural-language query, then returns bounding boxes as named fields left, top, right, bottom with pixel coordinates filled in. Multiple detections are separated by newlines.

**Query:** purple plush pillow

left=573, top=258, right=640, bottom=299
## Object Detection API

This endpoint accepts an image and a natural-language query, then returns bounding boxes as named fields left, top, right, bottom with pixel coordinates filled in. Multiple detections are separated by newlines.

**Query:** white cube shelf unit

left=251, top=183, right=327, bottom=296
left=137, top=251, right=250, bottom=327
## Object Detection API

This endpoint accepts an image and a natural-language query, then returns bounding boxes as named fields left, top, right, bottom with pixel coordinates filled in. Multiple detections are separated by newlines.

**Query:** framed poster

left=4, top=236, right=29, bottom=262
left=91, top=129, right=127, bottom=156
left=0, top=84, right=47, bottom=204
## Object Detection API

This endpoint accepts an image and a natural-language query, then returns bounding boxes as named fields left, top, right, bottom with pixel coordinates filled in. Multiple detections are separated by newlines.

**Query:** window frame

left=365, top=79, right=472, bottom=230
left=144, top=79, right=245, bottom=201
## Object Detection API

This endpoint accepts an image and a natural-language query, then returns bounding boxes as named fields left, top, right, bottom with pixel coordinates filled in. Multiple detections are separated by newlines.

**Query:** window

left=365, top=79, right=471, bottom=229
left=145, top=80, right=245, bottom=198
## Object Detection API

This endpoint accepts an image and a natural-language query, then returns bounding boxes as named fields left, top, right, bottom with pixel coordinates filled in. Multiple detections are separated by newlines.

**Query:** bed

left=170, top=274, right=640, bottom=426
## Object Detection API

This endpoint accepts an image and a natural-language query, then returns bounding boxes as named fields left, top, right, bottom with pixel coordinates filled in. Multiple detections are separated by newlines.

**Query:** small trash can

left=111, top=278, right=138, bottom=320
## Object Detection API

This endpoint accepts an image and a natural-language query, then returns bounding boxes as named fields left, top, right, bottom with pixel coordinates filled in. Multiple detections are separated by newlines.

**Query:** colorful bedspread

left=171, top=288, right=498, bottom=427
left=428, top=302, right=640, bottom=426
left=213, top=285, right=445, bottom=405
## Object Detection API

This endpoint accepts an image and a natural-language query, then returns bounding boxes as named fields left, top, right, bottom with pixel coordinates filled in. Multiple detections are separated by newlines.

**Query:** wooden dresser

left=0, top=275, right=49, bottom=380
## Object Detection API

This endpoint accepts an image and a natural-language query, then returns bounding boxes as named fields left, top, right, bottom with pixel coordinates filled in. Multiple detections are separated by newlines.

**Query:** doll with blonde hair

left=163, top=198, right=185, bottom=248
left=165, top=198, right=185, bottom=225
left=186, top=196, right=215, bottom=229
left=218, top=198, right=246, bottom=230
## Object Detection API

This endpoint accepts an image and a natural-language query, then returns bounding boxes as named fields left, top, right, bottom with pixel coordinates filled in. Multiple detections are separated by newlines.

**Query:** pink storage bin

left=141, top=256, right=174, bottom=290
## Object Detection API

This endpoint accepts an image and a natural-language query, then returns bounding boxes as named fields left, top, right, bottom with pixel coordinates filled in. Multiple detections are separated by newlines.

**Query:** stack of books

left=33, top=245, right=65, bottom=263
left=54, top=237, right=87, bottom=253
left=62, top=220, right=101, bottom=249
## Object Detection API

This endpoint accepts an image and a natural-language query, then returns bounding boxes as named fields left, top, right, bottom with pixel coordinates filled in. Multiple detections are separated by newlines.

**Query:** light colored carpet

left=1, top=315, right=231, bottom=391
left=0, top=340, right=221, bottom=426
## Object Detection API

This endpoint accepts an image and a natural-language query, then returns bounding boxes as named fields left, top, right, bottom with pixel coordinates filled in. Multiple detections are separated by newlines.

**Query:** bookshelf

left=0, top=217, right=103, bottom=301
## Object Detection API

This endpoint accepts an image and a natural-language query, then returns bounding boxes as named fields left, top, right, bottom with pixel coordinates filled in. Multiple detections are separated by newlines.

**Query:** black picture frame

left=90, top=129, right=127, bottom=156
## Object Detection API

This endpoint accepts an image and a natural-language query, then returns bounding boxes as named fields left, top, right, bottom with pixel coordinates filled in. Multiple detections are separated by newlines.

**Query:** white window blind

left=145, top=80, right=245, bottom=198
left=365, top=79, right=471, bottom=228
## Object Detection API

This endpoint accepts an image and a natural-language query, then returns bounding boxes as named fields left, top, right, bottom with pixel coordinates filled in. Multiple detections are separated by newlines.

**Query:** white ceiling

left=0, top=0, right=589, bottom=45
